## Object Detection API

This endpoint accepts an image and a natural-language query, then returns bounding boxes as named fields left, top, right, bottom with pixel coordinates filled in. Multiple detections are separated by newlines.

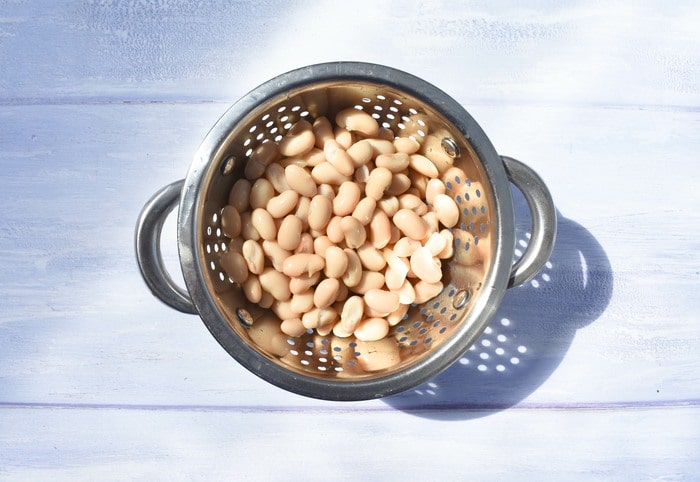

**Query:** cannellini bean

left=272, top=299, right=300, bottom=321
left=312, top=117, right=334, bottom=148
left=324, top=245, right=348, bottom=278
left=385, top=265, right=406, bottom=291
left=346, top=140, right=373, bottom=167
left=243, top=275, right=262, bottom=303
left=387, top=173, right=411, bottom=196
left=353, top=271, right=385, bottom=294
left=317, top=184, right=335, bottom=200
left=394, top=279, right=416, bottom=305
left=258, top=267, right=291, bottom=301
left=289, top=271, right=321, bottom=295
left=313, top=235, right=334, bottom=257
left=302, top=307, right=338, bottom=329
left=425, top=232, right=448, bottom=256
left=333, top=181, right=361, bottom=216
left=409, top=153, right=439, bottom=178
left=398, top=194, right=428, bottom=215
left=220, top=251, right=248, bottom=284
left=245, top=141, right=279, bottom=180
left=323, top=139, right=354, bottom=177
left=362, top=138, right=395, bottom=156
left=291, top=291, right=315, bottom=314
left=393, top=209, right=428, bottom=241
left=351, top=197, right=376, bottom=225
left=266, top=191, right=299, bottom=218
left=251, top=208, right=276, bottom=241
left=249, top=178, right=275, bottom=209
left=229, top=179, right=251, bottom=212
left=365, top=167, right=393, bottom=200
left=422, top=135, right=455, bottom=174
left=280, top=317, right=307, bottom=337
left=221, top=205, right=241, bottom=238
left=285, top=164, right=317, bottom=197
left=364, top=289, right=400, bottom=315
left=333, top=126, right=353, bottom=149
left=335, top=108, right=380, bottom=137
left=408, top=169, right=428, bottom=198
left=258, top=291, right=274, bottom=308
left=265, top=163, right=291, bottom=193
left=369, top=209, right=392, bottom=249
left=314, top=278, right=340, bottom=309
left=393, top=137, right=421, bottom=154
left=437, top=229, right=454, bottom=259
left=242, top=239, right=265, bottom=274
left=354, top=317, right=389, bottom=342
left=377, top=196, right=399, bottom=217
left=433, top=193, right=460, bottom=227
left=339, top=296, right=364, bottom=334
left=410, top=247, right=442, bottom=283
left=240, top=212, right=260, bottom=241
left=262, top=240, right=291, bottom=272
left=387, top=303, right=409, bottom=326
left=326, top=216, right=344, bottom=243
left=311, top=161, right=350, bottom=185
left=413, top=280, right=443, bottom=304
left=376, top=152, right=410, bottom=173
left=357, top=243, right=386, bottom=271
left=342, top=249, right=363, bottom=288
left=278, top=120, right=315, bottom=157
left=295, top=232, right=314, bottom=254
left=307, top=195, right=332, bottom=231
left=393, top=236, right=421, bottom=257
left=425, top=178, right=446, bottom=205
left=277, top=214, right=303, bottom=251
left=282, top=253, right=325, bottom=277
left=340, top=216, right=366, bottom=249
left=300, top=147, right=326, bottom=167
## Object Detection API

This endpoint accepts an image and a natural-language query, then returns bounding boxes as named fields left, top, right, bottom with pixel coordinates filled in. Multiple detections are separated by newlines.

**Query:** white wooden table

left=1, top=2, right=698, bottom=480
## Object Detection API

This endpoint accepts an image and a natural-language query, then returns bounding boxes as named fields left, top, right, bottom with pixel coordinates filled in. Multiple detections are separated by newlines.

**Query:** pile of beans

left=218, top=107, right=463, bottom=342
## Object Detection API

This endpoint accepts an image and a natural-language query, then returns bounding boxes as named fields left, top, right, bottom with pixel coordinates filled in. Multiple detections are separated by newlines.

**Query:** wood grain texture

left=1, top=1, right=698, bottom=479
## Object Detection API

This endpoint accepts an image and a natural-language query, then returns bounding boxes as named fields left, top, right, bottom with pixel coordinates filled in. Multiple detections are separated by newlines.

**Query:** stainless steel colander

left=135, top=62, right=556, bottom=401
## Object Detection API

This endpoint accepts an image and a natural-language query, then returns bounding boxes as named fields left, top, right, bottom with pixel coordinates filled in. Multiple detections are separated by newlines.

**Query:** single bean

left=221, top=205, right=241, bottom=238
left=313, top=235, right=334, bottom=257
left=398, top=193, right=428, bottom=215
left=409, top=153, right=439, bottom=178
left=272, top=300, right=299, bottom=321
left=413, top=280, right=444, bottom=304
left=365, top=167, right=393, bottom=200
left=277, top=214, right=303, bottom=251
left=324, top=139, right=354, bottom=176
left=251, top=208, right=276, bottom=241
left=280, top=317, right=307, bottom=337
left=259, top=267, right=291, bottom=301
left=410, top=246, right=442, bottom=283
left=229, top=178, right=251, bottom=212
left=278, top=120, right=315, bottom=157
left=307, top=194, right=332, bottom=232
left=425, top=178, right=446, bottom=205
left=363, top=138, right=395, bottom=156
left=357, top=243, right=386, bottom=271
left=290, top=290, right=315, bottom=314
left=249, top=178, right=275, bottom=209
left=393, top=236, right=421, bottom=257
left=353, top=271, right=385, bottom=294
left=351, top=197, right=376, bottom=225
left=346, top=140, right=373, bottom=167
left=220, top=251, right=248, bottom=284
left=265, top=163, right=291, bottom=193
left=334, top=126, right=354, bottom=149
left=266, top=190, right=299, bottom=218
left=242, top=275, right=262, bottom=303
left=393, top=137, right=421, bottom=154
left=242, top=239, right=265, bottom=274
left=312, top=117, right=334, bottom=148
left=387, top=304, right=409, bottom=326
left=311, top=161, right=351, bottom=185
left=284, top=164, right=317, bottom=198
left=354, top=317, right=389, bottom=342
left=377, top=196, right=399, bottom=217
left=281, top=253, right=325, bottom=277
left=339, top=295, right=364, bottom=335
left=300, top=147, right=326, bottom=167
left=333, top=181, right=362, bottom=216
left=302, top=307, right=338, bottom=329
left=326, top=216, right=345, bottom=244
left=335, top=108, right=380, bottom=137
left=433, top=193, right=460, bottom=228
left=314, top=278, right=340, bottom=309
left=341, top=216, right=366, bottom=249
left=393, top=209, right=428, bottom=241
left=342, top=249, right=363, bottom=288
left=425, top=231, right=447, bottom=256
left=394, top=279, right=416, bottom=305
left=289, top=271, right=321, bottom=295
left=324, top=245, right=348, bottom=278
left=364, top=289, right=400, bottom=315
left=375, top=152, right=410, bottom=173
left=386, top=173, right=411, bottom=196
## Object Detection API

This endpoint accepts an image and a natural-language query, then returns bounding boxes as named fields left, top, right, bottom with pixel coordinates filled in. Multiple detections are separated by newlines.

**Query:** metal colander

left=136, top=62, right=556, bottom=401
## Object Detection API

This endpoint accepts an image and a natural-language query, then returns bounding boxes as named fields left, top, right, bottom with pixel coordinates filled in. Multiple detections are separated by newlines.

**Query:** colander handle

left=135, top=180, right=198, bottom=314
left=501, top=156, right=557, bottom=288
